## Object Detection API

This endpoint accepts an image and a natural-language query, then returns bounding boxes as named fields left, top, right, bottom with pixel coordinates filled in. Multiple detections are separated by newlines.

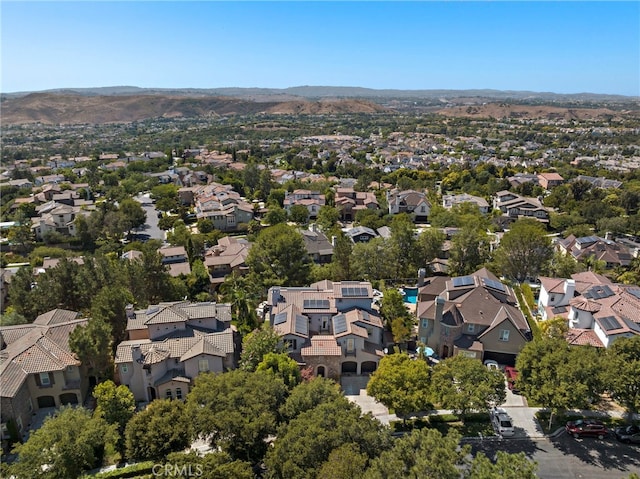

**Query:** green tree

left=265, top=398, right=391, bottom=479
left=10, top=406, right=116, bottom=479
left=289, top=204, right=310, bottom=225
left=430, top=355, right=506, bottom=415
left=246, top=223, right=312, bottom=290
left=469, top=451, right=538, bottom=479
left=317, top=443, right=368, bottom=479
left=604, top=336, right=640, bottom=418
left=380, top=288, right=410, bottom=330
left=239, top=324, right=284, bottom=372
left=159, top=451, right=254, bottom=479
left=0, top=306, right=28, bottom=326
left=416, top=227, right=445, bottom=268
left=448, top=227, right=490, bottom=276
left=69, top=317, right=114, bottom=381
left=366, top=354, right=432, bottom=420
left=330, top=232, right=353, bottom=281
left=493, top=218, right=553, bottom=282
left=351, top=238, right=394, bottom=281
left=218, top=272, right=259, bottom=334
left=125, top=399, right=191, bottom=461
left=365, top=429, right=467, bottom=479
left=516, top=337, right=604, bottom=429
left=118, top=198, right=147, bottom=235
left=186, top=370, right=288, bottom=463
left=91, top=285, right=133, bottom=346
left=316, top=205, right=340, bottom=232
left=93, top=380, right=135, bottom=457
left=256, top=352, right=302, bottom=389
left=280, top=377, right=344, bottom=421
left=264, top=205, right=288, bottom=225
left=388, top=213, right=418, bottom=278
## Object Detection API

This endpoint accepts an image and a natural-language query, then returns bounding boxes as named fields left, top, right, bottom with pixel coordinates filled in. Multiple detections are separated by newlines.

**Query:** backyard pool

left=402, top=287, right=418, bottom=304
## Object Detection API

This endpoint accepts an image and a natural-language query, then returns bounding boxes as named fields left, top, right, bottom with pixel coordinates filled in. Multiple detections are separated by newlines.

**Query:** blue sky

left=2, top=2, right=639, bottom=96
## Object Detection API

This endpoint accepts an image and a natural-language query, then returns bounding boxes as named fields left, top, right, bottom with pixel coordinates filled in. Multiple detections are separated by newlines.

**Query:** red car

left=565, top=419, right=608, bottom=439
left=504, top=366, right=519, bottom=393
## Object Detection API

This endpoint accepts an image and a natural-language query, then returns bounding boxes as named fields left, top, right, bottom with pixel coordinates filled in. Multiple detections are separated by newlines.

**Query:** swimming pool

left=402, top=287, right=418, bottom=304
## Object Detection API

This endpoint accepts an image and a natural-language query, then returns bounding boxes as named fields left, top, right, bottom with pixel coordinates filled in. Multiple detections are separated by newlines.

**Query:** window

left=422, top=319, right=428, bottom=329
left=467, top=324, right=475, bottom=333
left=176, top=388, right=183, bottom=400
left=39, top=372, right=51, bottom=386
left=499, top=329, right=510, bottom=342
left=166, top=389, right=172, bottom=399
left=347, top=338, right=355, bottom=352
left=121, top=364, right=128, bottom=374
left=289, top=339, right=297, bottom=351
left=198, top=359, right=209, bottom=372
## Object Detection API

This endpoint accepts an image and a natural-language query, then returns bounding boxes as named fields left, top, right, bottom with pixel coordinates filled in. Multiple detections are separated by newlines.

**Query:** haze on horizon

left=2, top=1, right=639, bottom=97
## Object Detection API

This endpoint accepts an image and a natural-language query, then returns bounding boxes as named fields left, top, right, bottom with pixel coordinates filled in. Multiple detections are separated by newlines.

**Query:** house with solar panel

left=415, top=268, right=532, bottom=365
left=555, top=235, right=633, bottom=270
left=538, top=272, right=640, bottom=348
left=266, top=281, right=385, bottom=379
left=115, top=301, right=238, bottom=403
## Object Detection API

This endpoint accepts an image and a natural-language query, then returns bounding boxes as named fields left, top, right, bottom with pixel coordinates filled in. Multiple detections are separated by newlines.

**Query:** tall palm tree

left=218, top=272, right=259, bottom=334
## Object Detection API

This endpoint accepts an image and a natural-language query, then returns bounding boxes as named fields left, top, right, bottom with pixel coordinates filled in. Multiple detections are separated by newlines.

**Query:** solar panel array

left=585, top=285, right=614, bottom=300
left=452, top=276, right=474, bottom=287
left=303, top=299, right=331, bottom=309
left=273, top=312, right=288, bottom=325
left=627, top=288, right=640, bottom=300
left=295, top=315, right=309, bottom=335
left=599, top=315, right=621, bottom=331
left=333, top=314, right=348, bottom=334
left=576, top=235, right=599, bottom=245
left=341, top=286, right=369, bottom=297
left=482, top=277, right=507, bottom=293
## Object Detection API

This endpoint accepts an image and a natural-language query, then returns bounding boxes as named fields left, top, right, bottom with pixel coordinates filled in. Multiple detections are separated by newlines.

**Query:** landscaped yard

left=390, top=412, right=495, bottom=437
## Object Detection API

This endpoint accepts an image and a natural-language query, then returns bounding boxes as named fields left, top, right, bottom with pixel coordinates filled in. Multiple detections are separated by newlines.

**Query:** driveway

left=134, top=193, right=165, bottom=242
left=341, top=376, right=397, bottom=425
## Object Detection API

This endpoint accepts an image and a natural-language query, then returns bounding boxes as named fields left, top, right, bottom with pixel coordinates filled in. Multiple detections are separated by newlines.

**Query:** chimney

left=331, top=236, right=337, bottom=247
left=418, top=268, right=426, bottom=287
left=269, top=287, right=281, bottom=307
left=435, top=296, right=445, bottom=323
left=125, top=304, right=135, bottom=319
left=564, top=279, right=575, bottom=299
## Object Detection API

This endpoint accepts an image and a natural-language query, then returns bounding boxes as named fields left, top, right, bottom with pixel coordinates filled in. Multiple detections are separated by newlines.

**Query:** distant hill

left=3, top=85, right=637, bottom=102
left=0, top=93, right=388, bottom=125
left=436, top=103, right=634, bottom=121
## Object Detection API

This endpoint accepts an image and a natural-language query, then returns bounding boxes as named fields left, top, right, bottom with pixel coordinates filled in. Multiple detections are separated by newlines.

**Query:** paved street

left=133, top=193, right=165, bottom=242
left=468, top=434, right=640, bottom=479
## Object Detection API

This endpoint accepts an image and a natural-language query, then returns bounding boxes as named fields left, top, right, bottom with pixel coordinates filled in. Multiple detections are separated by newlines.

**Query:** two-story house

left=284, top=190, right=326, bottom=219
left=193, top=183, right=254, bottom=232
left=158, top=246, right=191, bottom=277
left=492, top=190, right=551, bottom=225
left=334, top=187, right=379, bottom=221
left=300, top=225, right=334, bottom=264
left=537, top=273, right=640, bottom=347
left=267, top=281, right=385, bottom=379
left=442, top=193, right=490, bottom=215
left=387, top=189, right=431, bottom=222
left=1, top=309, right=89, bottom=442
left=555, top=235, right=632, bottom=269
left=203, top=236, right=251, bottom=290
left=115, top=301, right=238, bottom=403
left=416, top=268, right=532, bottom=365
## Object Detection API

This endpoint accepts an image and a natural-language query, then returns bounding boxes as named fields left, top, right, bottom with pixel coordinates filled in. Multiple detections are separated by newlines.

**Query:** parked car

left=614, top=425, right=640, bottom=444
left=490, top=407, right=515, bottom=437
left=484, top=359, right=499, bottom=371
left=504, top=366, right=519, bottom=393
left=565, top=419, right=608, bottom=439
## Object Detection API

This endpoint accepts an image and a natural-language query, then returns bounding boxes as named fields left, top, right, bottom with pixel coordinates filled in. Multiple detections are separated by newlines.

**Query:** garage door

left=341, top=361, right=357, bottom=374
left=37, top=396, right=56, bottom=408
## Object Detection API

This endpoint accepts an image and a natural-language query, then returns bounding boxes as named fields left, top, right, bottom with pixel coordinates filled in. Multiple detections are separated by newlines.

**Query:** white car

left=484, top=359, right=500, bottom=371
left=490, top=408, right=515, bottom=437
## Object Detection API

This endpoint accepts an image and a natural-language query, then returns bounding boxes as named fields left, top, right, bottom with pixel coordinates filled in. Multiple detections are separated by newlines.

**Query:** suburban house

left=116, top=301, right=238, bottom=403
left=537, top=273, right=640, bottom=348
left=266, top=281, right=386, bottom=379
left=31, top=201, right=92, bottom=241
left=537, top=172, right=564, bottom=190
left=203, top=236, right=251, bottom=290
left=158, top=246, right=191, bottom=277
left=574, top=175, right=623, bottom=189
left=492, top=190, right=551, bottom=224
left=387, top=189, right=431, bottom=222
left=0, top=309, right=89, bottom=442
left=345, top=226, right=378, bottom=244
left=415, top=268, right=532, bottom=365
left=300, top=225, right=334, bottom=264
left=334, top=187, right=379, bottom=221
left=555, top=235, right=633, bottom=269
left=442, top=193, right=490, bottom=214
left=193, top=183, right=254, bottom=232
left=284, top=190, right=326, bottom=219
